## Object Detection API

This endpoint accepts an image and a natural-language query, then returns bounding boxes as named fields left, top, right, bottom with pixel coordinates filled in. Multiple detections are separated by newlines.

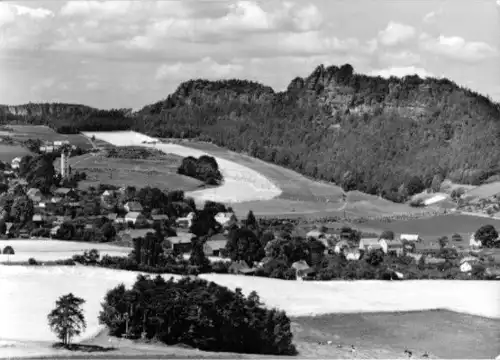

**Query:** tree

left=0, top=219, right=6, bottom=235
left=380, top=230, right=395, bottom=240
left=438, top=236, right=449, bottom=249
left=2, top=245, right=14, bottom=254
left=47, top=293, right=86, bottom=346
left=406, top=176, right=425, bottom=196
left=10, top=196, right=34, bottom=224
left=245, top=210, right=257, bottom=228
left=366, top=249, right=384, bottom=266
left=475, top=225, right=498, bottom=248
left=190, top=238, right=210, bottom=270
left=430, top=174, right=444, bottom=193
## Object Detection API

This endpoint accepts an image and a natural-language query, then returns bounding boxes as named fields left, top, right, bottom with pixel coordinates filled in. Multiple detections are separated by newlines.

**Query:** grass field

left=0, top=240, right=131, bottom=263
left=0, top=125, right=93, bottom=150
left=55, top=152, right=205, bottom=192
left=0, top=143, right=32, bottom=161
left=463, top=181, right=500, bottom=201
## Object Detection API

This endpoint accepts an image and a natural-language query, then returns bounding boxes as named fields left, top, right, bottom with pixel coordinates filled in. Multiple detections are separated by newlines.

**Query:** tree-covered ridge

left=2, top=64, right=500, bottom=202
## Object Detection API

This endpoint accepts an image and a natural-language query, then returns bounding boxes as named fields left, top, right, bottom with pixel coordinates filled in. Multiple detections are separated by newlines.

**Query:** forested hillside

left=2, top=64, right=500, bottom=203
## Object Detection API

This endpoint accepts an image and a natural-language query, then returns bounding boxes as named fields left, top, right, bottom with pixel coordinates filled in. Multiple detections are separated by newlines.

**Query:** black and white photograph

left=0, top=0, right=499, bottom=358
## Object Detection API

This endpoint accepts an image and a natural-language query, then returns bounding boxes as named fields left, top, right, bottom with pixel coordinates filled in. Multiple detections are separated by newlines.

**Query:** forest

left=2, top=64, right=500, bottom=202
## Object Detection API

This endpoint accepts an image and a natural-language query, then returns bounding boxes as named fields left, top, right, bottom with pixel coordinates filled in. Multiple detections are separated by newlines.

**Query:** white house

left=460, top=262, right=472, bottom=273
left=176, top=212, right=195, bottom=228
left=214, top=212, right=233, bottom=226
left=11, top=157, right=21, bottom=169
left=469, top=233, right=482, bottom=250
left=400, top=234, right=421, bottom=242
left=379, top=239, right=404, bottom=256
left=334, top=240, right=349, bottom=254
left=345, top=248, right=361, bottom=261
left=359, top=238, right=382, bottom=252
left=125, top=212, right=146, bottom=224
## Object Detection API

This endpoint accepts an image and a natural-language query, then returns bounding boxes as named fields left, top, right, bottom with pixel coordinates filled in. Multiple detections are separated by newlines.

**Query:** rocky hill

left=2, top=64, right=500, bottom=203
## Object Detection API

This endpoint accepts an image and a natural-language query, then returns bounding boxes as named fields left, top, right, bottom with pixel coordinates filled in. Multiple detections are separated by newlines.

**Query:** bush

left=28, top=258, right=38, bottom=265
left=409, top=198, right=425, bottom=207
left=2, top=246, right=14, bottom=255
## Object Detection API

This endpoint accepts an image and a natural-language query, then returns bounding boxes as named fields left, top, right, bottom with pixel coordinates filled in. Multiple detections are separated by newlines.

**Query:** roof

left=208, top=233, right=227, bottom=242
left=125, top=212, right=143, bottom=219
left=106, top=213, right=118, bottom=220
left=359, top=238, right=379, bottom=246
left=32, top=214, right=43, bottom=221
left=151, top=214, right=169, bottom=220
left=205, top=239, right=227, bottom=251
left=384, top=239, right=403, bottom=247
left=168, top=232, right=195, bottom=244
left=55, top=188, right=73, bottom=195
left=414, top=242, right=441, bottom=252
left=400, top=234, right=420, bottom=241
left=306, top=230, right=325, bottom=239
left=125, top=201, right=143, bottom=210
left=27, top=188, right=41, bottom=195
left=291, top=260, right=310, bottom=271
left=118, top=228, right=155, bottom=239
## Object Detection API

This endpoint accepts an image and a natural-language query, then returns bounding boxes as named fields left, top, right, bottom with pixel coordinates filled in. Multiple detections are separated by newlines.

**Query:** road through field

left=82, top=131, right=282, bottom=203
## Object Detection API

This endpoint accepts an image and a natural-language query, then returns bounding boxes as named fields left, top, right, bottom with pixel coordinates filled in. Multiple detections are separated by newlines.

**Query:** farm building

left=379, top=239, right=404, bottom=256
left=414, top=242, right=441, bottom=255
left=400, top=234, right=422, bottom=242
left=203, top=238, right=227, bottom=256
left=291, top=260, right=315, bottom=280
left=469, top=234, right=482, bottom=250
left=32, top=214, right=44, bottom=223
left=359, top=238, right=382, bottom=252
left=176, top=212, right=195, bottom=228
left=214, top=212, right=234, bottom=226
left=334, top=240, right=350, bottom=254
left=168, top=232, right=195, bottom=253
left=124, top=212, right=146, bottom=224
left=124, top=201, right=143, bottom=213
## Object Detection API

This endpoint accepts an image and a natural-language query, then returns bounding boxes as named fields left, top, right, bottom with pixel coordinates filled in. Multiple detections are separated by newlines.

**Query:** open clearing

left=0, top=240, right=131, bottom=263
left=0, top=125, right=93, bottom=150
left=54, top=152, right=204, bottom=192
left=0, top=144, right=32, bottom=161
left=0, top=266, right=498, bottom=344
left=82, top=132, right=282, bottom=203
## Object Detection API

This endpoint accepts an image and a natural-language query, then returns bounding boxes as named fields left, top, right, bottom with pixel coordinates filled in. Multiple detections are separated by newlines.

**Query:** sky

left=0, top=0, right=499, bottom=109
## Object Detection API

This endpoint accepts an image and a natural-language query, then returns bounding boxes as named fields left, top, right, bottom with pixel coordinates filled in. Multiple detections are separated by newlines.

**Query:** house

left=11, top=157, right=21, bottom=169
left=118, top=228, right=155, bottom=243
left=32, top=214, right=44, bottom=223
left=114, top=217, right=125, bottom=224
left=400, top=234, right=422, bottom=243
left=51, top=196, right=63, bottom=203
left=55, top=188, right=77, bottom=198
left=291, top=260, right=314, bottom=280
left=176, top=212, right=195, bottom=228
left=379, top=239, right=404, bottom=256
left=151, top=214, right=169, bottom=222
left=345, top=248, right=361, bottom=261
left=228, top=260, right=256, bottom=275
left=106, top=213, right=118, bottom=221
left=469, top=234, right=482, bottom=250
left=168, top=232, right=195, bottom=253
left=125, top=212, right=146, bottom=224
left=425, top=257, right=446, bottom=265
left=203, top=237, right=227, bottom=256
left=414, top=242, right=441, bottom=255
left=334, top=240, right=350, bottom=254
left=460, top=262, right=472, bottom=273
left=359, top=238, right=382, bottom=252
left=50, top=225, right=60, bottom=237
left=306, top=230, right=335, bottom=248
left=459, top=256, right=479, bottom=273
left=214, top=212, right=234, bottom=226
left=124, top=201, right=143, bottom=213
left=27, top=188, right=42, bottom=199
left=101, top=190, right=115, bottom=198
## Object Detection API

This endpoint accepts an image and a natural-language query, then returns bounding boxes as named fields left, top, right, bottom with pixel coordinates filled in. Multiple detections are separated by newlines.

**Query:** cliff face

left=0, top=103, right=95, bottom=119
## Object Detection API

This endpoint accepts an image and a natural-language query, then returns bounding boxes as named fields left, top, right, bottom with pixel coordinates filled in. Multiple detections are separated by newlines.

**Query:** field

left=0, top=265, right=499, bottom=359
left=54, top=152, right=204, bottom=192
left=463, top=181, right=500, bottom=201
left=0, top=240, right=131, bottom=263
left=83, top=132, right=283, bottom=204
left=0, top=143, right=32, bottom=161
left=0, top=125, right=93, bottom=151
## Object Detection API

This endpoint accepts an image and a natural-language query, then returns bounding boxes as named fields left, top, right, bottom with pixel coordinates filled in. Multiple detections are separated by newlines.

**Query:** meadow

left=56, top=152, right=205, bottom=192
left=0, top=240, right=131, bottom=263
left=0, top=144, right=32, bottom=161
left=0, top=265, right=499, bottom=359
left=0, top=125, right=93, bottom=150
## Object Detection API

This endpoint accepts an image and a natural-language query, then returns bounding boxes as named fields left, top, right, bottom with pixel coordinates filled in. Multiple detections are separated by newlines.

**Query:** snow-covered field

left=1, top=266, right=499, bottom=344
left=82, top=131, right=282, bottom=203
left=0, top=240, right=130, bottom=263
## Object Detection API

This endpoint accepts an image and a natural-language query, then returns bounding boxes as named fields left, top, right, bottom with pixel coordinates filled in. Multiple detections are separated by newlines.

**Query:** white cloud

left=370, top=66, right=435, bottom=79
left=0, top=3, right=53, bottom=26
left=156, top=57, right=244, bottom=81
left=378, top=21, right=416, bottom=46
left=379, top=51, right=421, bottom=66
left=420, top=33, right=497, bottom=62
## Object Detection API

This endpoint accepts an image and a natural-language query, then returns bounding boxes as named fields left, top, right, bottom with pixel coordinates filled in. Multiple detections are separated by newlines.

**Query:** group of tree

left=98, top=275, right=297, bottom=355
left=177, top=155, right=223, bottom=185
left=106, top=146, right=169, bottom=160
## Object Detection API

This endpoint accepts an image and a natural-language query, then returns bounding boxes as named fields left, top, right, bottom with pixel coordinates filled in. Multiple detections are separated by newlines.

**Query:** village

left=1, top=151, right=500, bottom=281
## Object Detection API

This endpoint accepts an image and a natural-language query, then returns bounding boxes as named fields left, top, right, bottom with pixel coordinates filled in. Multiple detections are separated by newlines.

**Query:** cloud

left=378, top=21, right=416, bottom=46
left=378, top=51, right=421, bottom=66
left=369, top=66, right=435, bottom=79
left=156, top=57, right=244, bottom=81
left=0, top=3, right=53, bottom=26
left=420, top=33, right=497, bottom=62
